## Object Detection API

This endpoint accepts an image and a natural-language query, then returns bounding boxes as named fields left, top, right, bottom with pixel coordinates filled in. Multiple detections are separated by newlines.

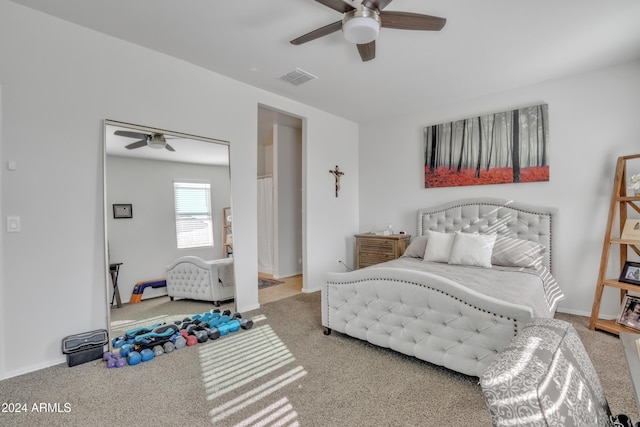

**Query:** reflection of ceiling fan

left=290, top=0, right=446, bottom=62
left=114, top=130, right=175, bottom=152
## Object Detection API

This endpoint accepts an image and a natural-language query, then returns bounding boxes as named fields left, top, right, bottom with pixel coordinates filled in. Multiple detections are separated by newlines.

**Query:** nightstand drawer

left=355, top=233, right=411, bottom=269
left=359, top=239, right=395, bottom=253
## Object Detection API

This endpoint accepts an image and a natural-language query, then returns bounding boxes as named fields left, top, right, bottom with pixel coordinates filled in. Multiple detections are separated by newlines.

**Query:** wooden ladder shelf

left=589, top=154, right=640, bottom=335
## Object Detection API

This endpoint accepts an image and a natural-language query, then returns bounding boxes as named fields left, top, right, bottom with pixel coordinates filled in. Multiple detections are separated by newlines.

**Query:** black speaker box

left=66, top=346, right=104, bottom=367
left=62, top=329, right=108, bottom=354
left=62, top=329, right=108, bottom=367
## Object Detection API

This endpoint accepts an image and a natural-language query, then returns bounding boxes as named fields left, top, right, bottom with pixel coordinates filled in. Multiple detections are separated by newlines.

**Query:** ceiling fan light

left=343, top=10, right=380, bottom=45
left=148, top=133, right=166, bottom=149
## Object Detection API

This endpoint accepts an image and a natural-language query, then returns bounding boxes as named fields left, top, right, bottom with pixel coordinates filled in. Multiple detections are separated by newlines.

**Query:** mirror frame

left=102, top=119, right=233, bottom=348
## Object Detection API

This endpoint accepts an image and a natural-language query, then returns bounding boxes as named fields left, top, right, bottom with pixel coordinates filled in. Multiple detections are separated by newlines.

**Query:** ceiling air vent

left=279, top=68, right=318, bottom=86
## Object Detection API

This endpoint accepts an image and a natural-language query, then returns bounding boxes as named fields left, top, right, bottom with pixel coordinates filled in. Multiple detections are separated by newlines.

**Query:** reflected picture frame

left=113, top=204, right=132, bottom=219
left=620, top=261, right=640, bottom=286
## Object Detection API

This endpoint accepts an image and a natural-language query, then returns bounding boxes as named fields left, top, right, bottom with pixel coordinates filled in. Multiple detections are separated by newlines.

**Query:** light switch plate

left=7, top=216, right=20, bottom=232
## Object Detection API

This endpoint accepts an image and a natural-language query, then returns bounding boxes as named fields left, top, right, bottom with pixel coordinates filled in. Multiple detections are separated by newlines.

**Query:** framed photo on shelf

left=617, top=295, right=640, bottom=331
left=113, top=204, right=132, bottom=219
left=620, top=261, right=640, bottom=286
left=621, top=219, right=640, bottom=240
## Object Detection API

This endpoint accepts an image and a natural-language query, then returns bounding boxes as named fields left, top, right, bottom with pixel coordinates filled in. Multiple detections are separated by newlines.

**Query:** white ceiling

left=10, top=0, right=640, bottom=125
left=105, top=122, right=230, bottom=166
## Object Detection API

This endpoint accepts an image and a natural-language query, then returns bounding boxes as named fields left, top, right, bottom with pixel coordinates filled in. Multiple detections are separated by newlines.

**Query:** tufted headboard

left=417, top=198, right=556, bottom=272
left=165, top=256, right=235, bottom=304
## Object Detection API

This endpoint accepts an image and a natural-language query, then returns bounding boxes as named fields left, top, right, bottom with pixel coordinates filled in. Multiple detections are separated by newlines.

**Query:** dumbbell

left=107, top=357, right=126, bottom=368
left=173, top=317, right=197, bottom=330
left=192, top=309, right=224, bottom=324
left=173, top=336, right=187, bottom=349
left=204, top=313, right=232, bottom=329
left=119, top=344, right=135, bottom=357
left=205, top=326, right=221, bottom=340
left=223, top=312, right=252, bottom=329
left=179, top=330, right=198, bottom=346
left=201, top=313, right=239, bottom=336
left=239, top=318, right=254, bottom=330
left=152, top=345, right=164, bottom=357
left=189, top=319, right=226, bottom=341
left=184, top=324, right=209, bottom=343
left=214, top=318, right=247, bottom=336
left=217, top=320, right=240, bottom=336
left=140, top=348, right=154, bottom=362
left=222, top=316, right=254, bottom=330
left=169, top=332, right=186, bottom=349
left=163, top=341, right=175, bottom=354
left=103, top=352, right=126, bottom=368
left=127, top=351, right=142, bottom=366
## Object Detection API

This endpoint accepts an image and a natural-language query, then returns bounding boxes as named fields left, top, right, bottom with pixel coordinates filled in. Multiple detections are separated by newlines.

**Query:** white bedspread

left=369, top=258, right=564, bottom=318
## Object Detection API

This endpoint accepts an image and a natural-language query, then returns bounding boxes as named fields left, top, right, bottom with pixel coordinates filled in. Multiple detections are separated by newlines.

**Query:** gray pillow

left=402, top=235, right=429, bottom=258
left=491, top=235, right=545, bottom=268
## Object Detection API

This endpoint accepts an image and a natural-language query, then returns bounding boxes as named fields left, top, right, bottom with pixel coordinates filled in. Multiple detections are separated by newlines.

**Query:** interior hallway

left=258, top=273, right=302, bottom=304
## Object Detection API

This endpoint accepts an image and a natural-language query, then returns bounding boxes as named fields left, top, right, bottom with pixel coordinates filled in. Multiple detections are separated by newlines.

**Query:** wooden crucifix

left=329, top=165, right=344, bottom=197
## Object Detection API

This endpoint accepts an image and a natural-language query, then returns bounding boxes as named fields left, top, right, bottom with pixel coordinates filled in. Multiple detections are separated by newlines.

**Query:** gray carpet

left=0, top=292, right=638, bottom=427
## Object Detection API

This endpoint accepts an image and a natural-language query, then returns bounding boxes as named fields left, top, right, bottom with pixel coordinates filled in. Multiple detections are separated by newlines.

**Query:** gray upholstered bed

left=322, top=198, right=564, bottom=377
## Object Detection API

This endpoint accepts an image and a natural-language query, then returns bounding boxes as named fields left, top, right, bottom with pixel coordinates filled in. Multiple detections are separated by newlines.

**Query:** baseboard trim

left=555, top=307, right=616, bottom=320
left=1, top=356, right=66, bottom=381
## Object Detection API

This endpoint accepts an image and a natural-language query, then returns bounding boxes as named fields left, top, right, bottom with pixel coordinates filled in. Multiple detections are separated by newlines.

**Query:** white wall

left=0, top=1, right=358, bottom=379
left=359, top=59, right=640, bottom=318
left=106, top=156, right=230, bottom=301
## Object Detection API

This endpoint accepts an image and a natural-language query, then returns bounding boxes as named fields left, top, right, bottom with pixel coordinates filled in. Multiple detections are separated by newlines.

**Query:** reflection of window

left=174, top=182, right=213, bottom=249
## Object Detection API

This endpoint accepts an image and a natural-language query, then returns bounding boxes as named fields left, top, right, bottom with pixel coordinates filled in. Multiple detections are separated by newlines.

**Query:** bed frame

left=322, top=198, right=557, bottom=377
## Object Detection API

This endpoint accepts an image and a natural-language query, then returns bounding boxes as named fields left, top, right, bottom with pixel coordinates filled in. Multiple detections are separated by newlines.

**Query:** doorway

left=257, top=106, right=303, bottom=303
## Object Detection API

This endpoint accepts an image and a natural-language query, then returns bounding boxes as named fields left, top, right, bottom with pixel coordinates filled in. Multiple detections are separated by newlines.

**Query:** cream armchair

left=165, top=256, right=234, bottom=306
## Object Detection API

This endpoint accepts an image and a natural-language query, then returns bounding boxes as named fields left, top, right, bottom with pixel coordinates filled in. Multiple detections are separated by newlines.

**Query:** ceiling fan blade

left=290, top=20, right=343, bottom=45
left=165, top=143, right=175, bottom=152
left=315, top=0, right=355, bottom=13
left=114, top=130, right=149, bottom=140
left=380, top=11, right=446, bottom=31
left=357, top=41, right=376, bottom=62
left=362, top=0, right=393, bottom=11
left=125, top=140, right=148, bottom=150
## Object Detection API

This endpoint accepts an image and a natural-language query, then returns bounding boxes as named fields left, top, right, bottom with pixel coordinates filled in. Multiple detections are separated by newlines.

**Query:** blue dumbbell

left=119, top=344, right=135, bottom=357
left=140, top=348, right=154, bottom=362
left=127, top=351, right=141, bottom=366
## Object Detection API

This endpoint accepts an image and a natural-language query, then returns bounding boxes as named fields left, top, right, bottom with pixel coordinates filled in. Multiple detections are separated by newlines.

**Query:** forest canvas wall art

left=424, top=104, right=549, bottom=188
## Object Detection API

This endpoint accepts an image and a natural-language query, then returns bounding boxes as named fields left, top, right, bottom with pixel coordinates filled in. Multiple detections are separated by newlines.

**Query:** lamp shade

left=342, top=6, right=380, bottom=44
left=343, top=16, right=380, bottom=44
left=147, top=133, right=166, bottom=149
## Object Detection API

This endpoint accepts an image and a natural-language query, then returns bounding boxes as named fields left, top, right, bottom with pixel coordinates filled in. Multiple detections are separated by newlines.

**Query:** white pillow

left=448, top=232, right=497, bottom=268
left=423, top=231, right=455, bottom=263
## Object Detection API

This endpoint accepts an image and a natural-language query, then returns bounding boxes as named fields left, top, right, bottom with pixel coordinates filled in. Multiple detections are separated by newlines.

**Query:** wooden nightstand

left=355, top=233, right=411, bottom=269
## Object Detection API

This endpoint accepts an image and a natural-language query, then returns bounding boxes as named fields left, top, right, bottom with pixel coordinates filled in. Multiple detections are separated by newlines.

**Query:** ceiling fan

left=114, top=130, right=176, bottom=152
left=290, top=0, right=446, bottom=62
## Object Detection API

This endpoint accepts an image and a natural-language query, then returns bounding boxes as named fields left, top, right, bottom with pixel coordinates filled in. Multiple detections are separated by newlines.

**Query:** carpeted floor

left=0, top=292, right=638, bottom=427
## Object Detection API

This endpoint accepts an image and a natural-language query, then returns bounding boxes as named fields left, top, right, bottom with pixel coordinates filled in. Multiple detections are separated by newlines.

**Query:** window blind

left=174, top=182, right=213, bottom=249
